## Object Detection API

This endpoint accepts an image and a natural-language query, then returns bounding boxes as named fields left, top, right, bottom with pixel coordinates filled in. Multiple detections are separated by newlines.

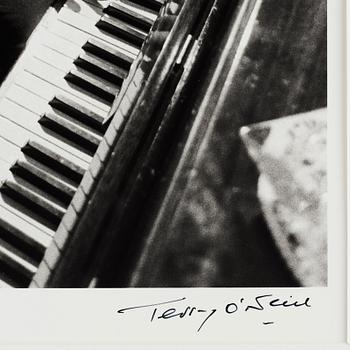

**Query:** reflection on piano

left=0, top=0, right=326, bottom=287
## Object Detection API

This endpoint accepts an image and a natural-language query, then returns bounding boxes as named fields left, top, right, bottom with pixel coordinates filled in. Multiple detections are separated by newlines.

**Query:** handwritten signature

left=116, top=294, right=311, bottom=332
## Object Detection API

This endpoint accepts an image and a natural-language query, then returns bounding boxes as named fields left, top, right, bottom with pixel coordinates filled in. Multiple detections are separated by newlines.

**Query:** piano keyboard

left=0, top=0, right=163, bottom=287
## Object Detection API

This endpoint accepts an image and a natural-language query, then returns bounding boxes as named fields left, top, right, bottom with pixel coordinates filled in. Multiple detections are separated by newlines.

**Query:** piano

left=0, top=0, right=167, bottom=287
left=0, top=0, right=326, bottom=287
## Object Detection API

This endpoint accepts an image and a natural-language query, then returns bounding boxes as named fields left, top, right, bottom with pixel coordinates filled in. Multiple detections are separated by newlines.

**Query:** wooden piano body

left=0, top=0, right=326, bottom=287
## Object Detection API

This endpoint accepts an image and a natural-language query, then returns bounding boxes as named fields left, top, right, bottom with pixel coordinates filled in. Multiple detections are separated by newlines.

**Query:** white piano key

left=0, top=171, right=62, bottom=236
left=0, top=239, right=37, bottom=278
left=0, top=132, right=87, bottom=186
left=110, top=0, right=158, bottom=21
left=14, top=72, right=109, bottom=119
left=66, top=66, right=120, bottom=103
left=6, top=85, right=48, bottom=116
left=12, top=156, right=77, bottom=202
left=50, top=10, right=139, bottom=57
left=64, top=0, right=106, bottom=20
left=0, top=113, right=89, bottom=171
left=41, top=30, right=84, bottom=60
left=42, top=30, right=134, bottom=79
left=97, top=14, right=147, bottom=47
left=0, top=191, right=55, bottom=238
left=81, top=0, right=159, bottom=16
left=39, top=36, right=129, bottom=84
left=0, top=146, right=76, bottom=220
left=0, top=140, right=74, bottom=201
left=34, top=45, right=121, bottom=102
left=0, top=164, right=53, bottom=251
left=0, top=158, right=67, bottom=213
left=19, top=57, right=111, bottom=113
left=83, top=0, right=110, bottom=8
left=0, top=159, right=15, bottom=181
left=0, top=99, right=92, bottom=164
left=0, top=137, right=21, bottom=167
left=6, top=85, right=104, bottom=137
left=66, top=0, right=154, bottom=36
left=0, top=0, right=162, bottom=287
left=0, top=205, right=51, bottom=250
left=33, top=44, right=75, bottom=74
left=2, top=180, right=66, bottom=228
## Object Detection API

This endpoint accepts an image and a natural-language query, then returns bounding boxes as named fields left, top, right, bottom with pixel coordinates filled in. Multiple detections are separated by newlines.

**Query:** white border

left=347, top=0, right=350, bottom=342
left=0, top=0, right=346, bottom=347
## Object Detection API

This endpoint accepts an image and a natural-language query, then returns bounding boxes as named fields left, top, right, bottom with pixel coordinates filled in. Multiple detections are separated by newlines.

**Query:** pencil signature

left=116, top=294, right=311, bottom=333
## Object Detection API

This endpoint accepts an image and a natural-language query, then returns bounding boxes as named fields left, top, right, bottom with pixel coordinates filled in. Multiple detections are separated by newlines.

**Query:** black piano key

left=1, top=180, right=65, bottom=229
left=127, top=0, right=164, bottom=12
left=96, top=14, right=147, bottom=48
left=0, top=217, right=45, bottom=264
left=11, top=160, right=76, bottom=206
left=0, top=236, right=37, bottom=278
left=0, top=270, right=19, bottom=287
left=0, top=248, right=33, bottom=288
left=65, top=68, right=120, bottom=104
left=104, top=1, right=154, bottom=31
left=49, top=94, right=107, bottom=132
left=83, top=37, right=134, bottom=69
left=74, top=51, right=127, bottom=86
left=21, top=140, right=85, bottom=185
left=39, top=111, right=102, bottom=155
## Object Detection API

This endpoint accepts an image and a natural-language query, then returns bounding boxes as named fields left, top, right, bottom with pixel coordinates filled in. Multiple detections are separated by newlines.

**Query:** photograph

left=0, top=0, right=327, bottom=289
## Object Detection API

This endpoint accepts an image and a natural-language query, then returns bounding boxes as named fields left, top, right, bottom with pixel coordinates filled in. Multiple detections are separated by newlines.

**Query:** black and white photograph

left=0, top=0, right=327, bottom=288
left=0, top=0, right=329, bottom=291
left=0, top=0, right=348, bottom=347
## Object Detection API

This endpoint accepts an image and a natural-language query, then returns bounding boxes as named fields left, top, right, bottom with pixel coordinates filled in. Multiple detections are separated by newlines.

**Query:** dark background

left=0, top=0, right=53, bottom=81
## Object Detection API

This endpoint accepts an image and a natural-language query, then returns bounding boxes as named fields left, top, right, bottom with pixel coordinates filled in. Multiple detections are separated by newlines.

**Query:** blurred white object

left=240, top=108, right=327, bottom=286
